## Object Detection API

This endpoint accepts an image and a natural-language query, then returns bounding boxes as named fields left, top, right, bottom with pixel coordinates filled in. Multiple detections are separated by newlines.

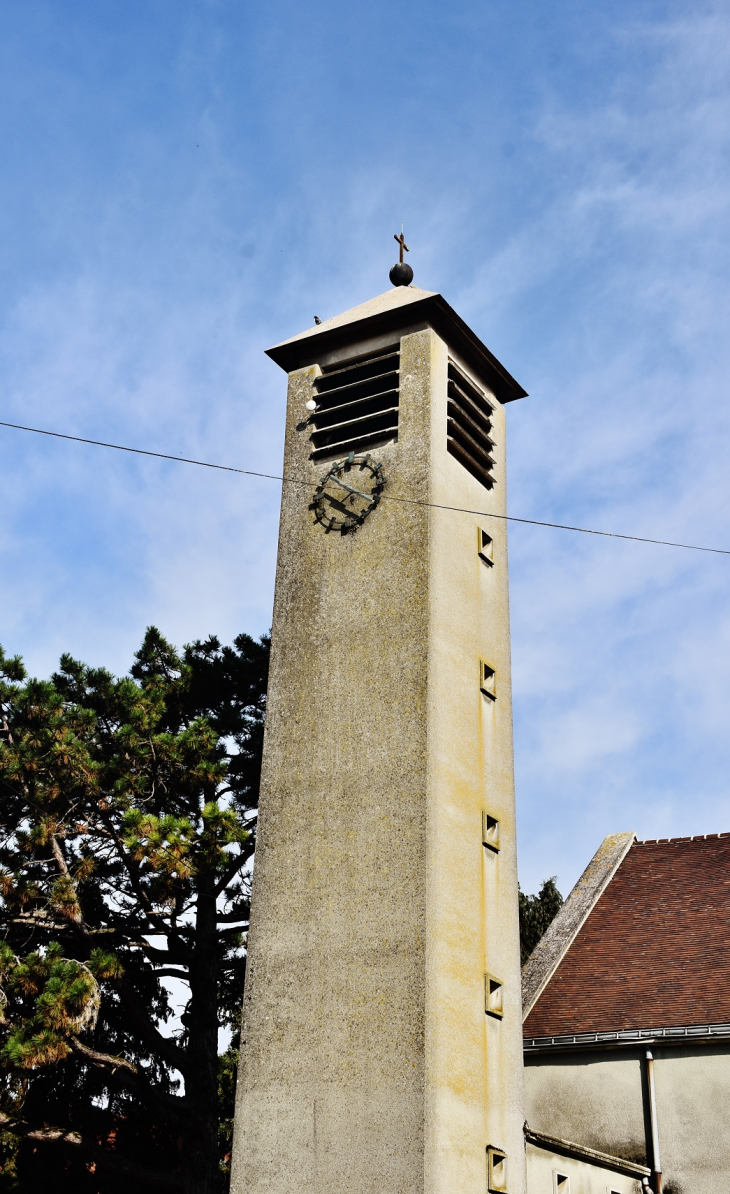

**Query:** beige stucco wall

left=525, top=1142, right=642, bottom=1194
left=425, top=334, right=525, bottom=1191
left=231, top=319, right=525, bottom=1194
left=651, top=1046, right=730, bottom=1192
left=524, top=1052, right=647, bottom=1166
left=524, top=1043, right=730, bottom=1193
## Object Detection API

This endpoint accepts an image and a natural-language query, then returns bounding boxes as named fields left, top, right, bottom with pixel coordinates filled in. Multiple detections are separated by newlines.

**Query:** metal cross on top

left=394, top=229, right=409, bottom=263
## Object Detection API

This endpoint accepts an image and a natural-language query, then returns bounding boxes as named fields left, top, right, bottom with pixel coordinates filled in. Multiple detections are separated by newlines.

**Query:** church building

left=230, top=245, right=722, bottom=1194
left=523, top=830, right=730, bottom=1193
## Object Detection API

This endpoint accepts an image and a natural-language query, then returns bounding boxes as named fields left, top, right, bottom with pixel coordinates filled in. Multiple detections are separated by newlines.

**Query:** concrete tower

left=231, top=273, right=528, bottom=1194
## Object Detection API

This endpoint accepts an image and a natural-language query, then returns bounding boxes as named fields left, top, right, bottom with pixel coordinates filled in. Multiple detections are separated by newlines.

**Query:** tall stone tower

left=231, top=267, right=528, bottom=1194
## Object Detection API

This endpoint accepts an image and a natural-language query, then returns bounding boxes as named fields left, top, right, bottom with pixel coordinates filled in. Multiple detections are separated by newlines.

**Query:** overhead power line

left=1, top=417, right=728, bottom=558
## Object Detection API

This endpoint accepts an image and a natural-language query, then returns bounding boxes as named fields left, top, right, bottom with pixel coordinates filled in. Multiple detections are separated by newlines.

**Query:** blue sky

left=1, top=0, right=729, bottom=895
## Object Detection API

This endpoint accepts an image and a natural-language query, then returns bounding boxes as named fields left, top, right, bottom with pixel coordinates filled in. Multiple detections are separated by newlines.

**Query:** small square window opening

left=485, top=975, right=503, bottom=1019
left=487, top=1147, right=508, bottom=1193
left=553, top=1175, right=569, bottom=1194
left=482, top=812, right=500, bottom=852
left=480, top=661, right=496, bottom=700
left=478, top=527, right=494, bottom=566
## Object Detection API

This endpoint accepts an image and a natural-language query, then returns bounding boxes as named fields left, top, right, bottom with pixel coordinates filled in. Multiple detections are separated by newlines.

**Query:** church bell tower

left=231, top=246, right=528, bottom=1194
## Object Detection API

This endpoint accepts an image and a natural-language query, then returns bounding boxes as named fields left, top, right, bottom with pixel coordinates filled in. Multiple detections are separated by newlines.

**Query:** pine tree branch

left=10, top=915, right=72, bottom=932
left=89, top=918, right=193, bottom=964
left=48, top=831, right=101, bottom=940
left=217, top=926, right=248, bottom=940
left=213, top=850, right=249, bottom=897
left=0, top=1110, right=186, bottom=1189
left=128, top=942, right=192, bottom=964
left=99, top=814, right=191, bottom=953
left=116, top=977, right=191, bottom=1076
left=10, top=914, right=116, bottom=935
left=68, top=1037, right=137, bottom=1075
left=0, top=1110, right=82, bottom=1144
left=50, top=833, right=72, bottom=878
left=69, top=1039, right=192, bottom=1122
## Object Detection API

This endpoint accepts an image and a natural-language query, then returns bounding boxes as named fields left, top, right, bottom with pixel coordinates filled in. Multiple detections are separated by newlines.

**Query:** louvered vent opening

left=309, top=345, right=399, bottom=461
left=447, top=361, right=495, bottom=489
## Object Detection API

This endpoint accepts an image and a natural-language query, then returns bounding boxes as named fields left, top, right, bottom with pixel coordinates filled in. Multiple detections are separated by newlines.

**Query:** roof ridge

left=635, top=831, right=730, bottom=845
left=521, top=831, right=635, bottom=1022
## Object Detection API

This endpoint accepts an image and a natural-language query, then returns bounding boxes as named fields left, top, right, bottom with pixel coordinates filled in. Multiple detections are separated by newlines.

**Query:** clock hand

left=321, top=494, right=354, bottom=517
left=326, top=474, right=372, bottom=502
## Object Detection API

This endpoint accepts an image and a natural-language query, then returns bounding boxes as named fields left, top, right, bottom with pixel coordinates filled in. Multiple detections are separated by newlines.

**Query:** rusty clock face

left=310, top=453, right=386, bottom=534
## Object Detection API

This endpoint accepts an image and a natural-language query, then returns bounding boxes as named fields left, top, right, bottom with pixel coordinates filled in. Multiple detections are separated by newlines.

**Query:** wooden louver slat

left=309, top=346, right=399, bottom=461
left=446, top=361, right=496, bottom=489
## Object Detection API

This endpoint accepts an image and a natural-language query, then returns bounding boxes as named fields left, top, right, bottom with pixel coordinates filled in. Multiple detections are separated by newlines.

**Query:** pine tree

left=0, top=628, right=269, bottom=1193
left=518, top=877, right=564, bottom=966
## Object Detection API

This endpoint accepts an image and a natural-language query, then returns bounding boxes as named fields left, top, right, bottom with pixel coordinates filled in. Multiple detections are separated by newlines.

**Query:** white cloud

left=1, top=0, right=730, bottom=898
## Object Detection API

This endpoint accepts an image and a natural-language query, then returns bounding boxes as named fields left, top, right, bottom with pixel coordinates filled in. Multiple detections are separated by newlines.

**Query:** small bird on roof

left=314, top=316, right=322, bottom=325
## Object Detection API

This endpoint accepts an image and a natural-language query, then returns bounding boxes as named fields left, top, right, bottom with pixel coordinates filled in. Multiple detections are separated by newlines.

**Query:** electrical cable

left=1, top=417, right=729, bottom=558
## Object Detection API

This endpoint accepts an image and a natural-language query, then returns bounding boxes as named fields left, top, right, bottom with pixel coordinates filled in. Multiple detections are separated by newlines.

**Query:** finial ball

left=389, top=261, right=414, bottom=287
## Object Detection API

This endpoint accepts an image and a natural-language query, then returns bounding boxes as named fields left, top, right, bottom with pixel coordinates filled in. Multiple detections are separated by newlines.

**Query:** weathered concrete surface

left=268, top=283, right=436, bottom=352
left=522, top=832, right=635, bottom=1021
left=231, top=302, right=526, bottom=1194
left=525, top=1042, right=730, bottom=1193
left=524, top=1051, right=648, bottom=1165
left=425, top=336, right=525, bottom=1193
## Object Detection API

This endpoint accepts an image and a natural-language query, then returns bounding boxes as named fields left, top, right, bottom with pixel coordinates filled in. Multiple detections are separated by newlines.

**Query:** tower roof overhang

left=265, top=286, right=527, bottom=404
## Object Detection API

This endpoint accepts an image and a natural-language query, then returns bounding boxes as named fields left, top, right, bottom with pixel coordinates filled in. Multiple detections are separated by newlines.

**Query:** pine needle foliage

left=518, top=877, right=564, bottom=966
left=0, top=628, right=269, bottom=1194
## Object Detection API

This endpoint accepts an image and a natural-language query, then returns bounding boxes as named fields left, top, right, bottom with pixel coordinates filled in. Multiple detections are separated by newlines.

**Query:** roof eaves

left=525, top=1126, right=651, bottom=1179
left=524, top=1020, right=730, bottom=1055
left=265, top=293, right=528, bottom=404
left=522, top=831, right=636, bottom=1021
left=635, top=831, right=730, bottom=845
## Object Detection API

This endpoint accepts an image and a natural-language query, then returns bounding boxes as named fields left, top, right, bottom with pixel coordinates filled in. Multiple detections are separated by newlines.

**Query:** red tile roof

left=523, top=834, right=730, bottom=1038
